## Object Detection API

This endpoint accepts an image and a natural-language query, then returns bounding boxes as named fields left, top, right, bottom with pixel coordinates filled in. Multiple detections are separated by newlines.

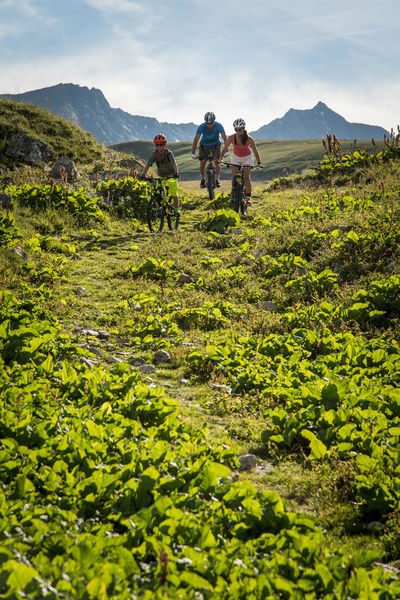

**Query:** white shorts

left=230, top=153, right=254, bottom=167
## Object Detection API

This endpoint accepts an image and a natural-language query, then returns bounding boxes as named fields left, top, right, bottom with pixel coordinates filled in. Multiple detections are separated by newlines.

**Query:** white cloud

left=84, top=0, right=145, bottom=14
left=0, top=0, right=398, bottom=134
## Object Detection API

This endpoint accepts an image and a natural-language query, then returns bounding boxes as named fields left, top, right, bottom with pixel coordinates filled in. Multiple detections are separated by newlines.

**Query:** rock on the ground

left=239, top=454, right=258, bottom=472
left=153, top=350, right=171, bottom=363
left=49, top=158, right=80, bottom=182
left=5, top=132, right=52, bottom=166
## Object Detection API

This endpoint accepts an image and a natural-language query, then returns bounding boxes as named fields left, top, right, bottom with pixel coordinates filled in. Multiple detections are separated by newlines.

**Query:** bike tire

left=240, top=195, right=248, bottom=215
left=166, top=200, right=180, bottom=231
left=146, top=197, right=164, bottom=232
left=207, top=170, right=215, bottom=200
left=232, top=182, right=242, bottom=213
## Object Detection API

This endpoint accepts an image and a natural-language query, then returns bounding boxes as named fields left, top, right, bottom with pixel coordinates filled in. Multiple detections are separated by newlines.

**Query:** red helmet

left=153, top=133, right=167, bottom=144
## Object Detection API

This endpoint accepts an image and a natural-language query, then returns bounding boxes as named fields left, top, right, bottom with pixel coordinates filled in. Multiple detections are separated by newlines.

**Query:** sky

left=0, top=0, right=399, bottom=132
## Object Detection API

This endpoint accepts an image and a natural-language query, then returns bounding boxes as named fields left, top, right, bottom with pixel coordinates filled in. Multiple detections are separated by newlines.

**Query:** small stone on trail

left=178, top=273, right=193, bottom=284
left=75, top=286, right=87, bottom=296
left=239, top=454, right=257, bottom=472
left=137, top=364, right=156, bottom=374
left=153, top=350, right=171, bottom=363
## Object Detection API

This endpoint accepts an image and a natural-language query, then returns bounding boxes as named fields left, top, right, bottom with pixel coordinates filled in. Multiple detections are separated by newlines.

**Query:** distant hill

left=251, top=102, right=389, bottom=140
left=113, top=138, right=383, bottom=182
left=0, top=98, right=106, bottom=166
left=1, top=83, right=197, bottom=145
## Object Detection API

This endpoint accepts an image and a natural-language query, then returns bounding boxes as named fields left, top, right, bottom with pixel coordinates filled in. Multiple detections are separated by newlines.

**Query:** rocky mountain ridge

left=1, top=83, right=197, bottom=145
left=1, top=84, right=389, bottom=144
left=251, top=101, right=388, bottom=140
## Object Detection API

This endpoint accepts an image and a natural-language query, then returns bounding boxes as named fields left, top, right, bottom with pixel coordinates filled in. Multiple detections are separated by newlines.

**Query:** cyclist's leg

left=213, top=144, right=222, bottom=182
left=198, top=145, right=207, bottom=185
left=163, top=177, right=180, bottom=209
left=243, top=166, right=252, bottom=197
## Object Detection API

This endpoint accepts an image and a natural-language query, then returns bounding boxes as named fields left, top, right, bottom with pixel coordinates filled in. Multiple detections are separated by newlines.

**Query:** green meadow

left=1, top=101, right=399, bottom=598
left=111, top=138, right=384, bottom=181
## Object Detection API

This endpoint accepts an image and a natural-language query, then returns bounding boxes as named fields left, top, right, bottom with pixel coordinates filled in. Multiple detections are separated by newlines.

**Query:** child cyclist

left=220, top=118, right=262, bottom=204
left=141, top=134, right=180, bottom=208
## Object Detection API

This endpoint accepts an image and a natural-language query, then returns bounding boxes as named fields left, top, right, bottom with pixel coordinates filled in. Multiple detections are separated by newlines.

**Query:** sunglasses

left=155, top=143, right=166, bottom=146
left=235, top=127, right=244, bottom=132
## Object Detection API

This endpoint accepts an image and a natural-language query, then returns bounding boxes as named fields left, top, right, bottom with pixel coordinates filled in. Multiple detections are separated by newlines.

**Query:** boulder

left=5, top=132, right=52, bottom=166
left=153, top=350, right=171, bottom=363
left=238, top=454, right=257, bottom=472
left=49, top=158, right=80, bottom=182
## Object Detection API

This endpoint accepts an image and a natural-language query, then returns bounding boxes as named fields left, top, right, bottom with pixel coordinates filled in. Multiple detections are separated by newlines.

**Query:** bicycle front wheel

left=147, top=198, right=164, bottom=232
left=207, top=170, right=215, bottom=200
left=232, top=182, right=242, bottom=213
left=165, top=199, right=180, bottom=230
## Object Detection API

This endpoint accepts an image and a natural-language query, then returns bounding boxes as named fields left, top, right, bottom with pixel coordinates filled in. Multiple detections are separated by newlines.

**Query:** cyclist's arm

left=191, top=133, right=201, bottom=154
left=249, top=137, right=262, bottom=165
left=220, top=134, right=233, bottom=161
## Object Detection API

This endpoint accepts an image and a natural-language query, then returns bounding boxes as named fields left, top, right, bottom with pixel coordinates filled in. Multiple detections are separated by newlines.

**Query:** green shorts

left=162, top=177, right=178, bottom=197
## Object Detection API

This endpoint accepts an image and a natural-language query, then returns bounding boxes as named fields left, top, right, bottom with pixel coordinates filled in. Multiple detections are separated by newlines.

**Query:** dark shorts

left=199, top=144, right=221, bottom=160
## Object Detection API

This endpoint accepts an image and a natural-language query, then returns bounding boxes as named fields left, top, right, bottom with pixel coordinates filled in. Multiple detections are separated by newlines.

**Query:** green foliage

left=200, top=209, right=241, bottom=233
left=128, top=257, right=177, bottom=281
left=4, top=290, right=399, bottom=598
left=6, top=183, right=104, bottom=224
left=97, top=176, right=150, bottom=219
left=175, top=300, right=243, bottom=331
left=0, top=214, right=22, bottom=247
left=2, top=137, right=400, bottom=598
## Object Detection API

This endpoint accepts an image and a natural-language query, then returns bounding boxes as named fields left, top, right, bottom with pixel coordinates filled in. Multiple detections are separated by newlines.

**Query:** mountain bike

left=223, top=163, right=262, bottom=215
left=194, top=149, right=218, bottom=200
left=141, top=175, right=180, bottom=233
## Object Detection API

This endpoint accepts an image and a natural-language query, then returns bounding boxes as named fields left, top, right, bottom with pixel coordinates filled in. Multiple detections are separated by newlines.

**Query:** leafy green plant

left=175, top=300, right=243, bottom=331
left=0, top=214, right=22, bottom=247
left=128, top=257, right=177, bottom=281
left=200, top=209, right=240, bottom=233
left=6, top=183, right=104, bottom=223
left=97, top=176, right=149, bottom=219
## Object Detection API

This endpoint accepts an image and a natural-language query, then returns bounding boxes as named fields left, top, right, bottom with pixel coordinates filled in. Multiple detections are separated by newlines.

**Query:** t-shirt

left=146, top=148, right=176, bottom=177
left=196, top=122, right=225, bottom=147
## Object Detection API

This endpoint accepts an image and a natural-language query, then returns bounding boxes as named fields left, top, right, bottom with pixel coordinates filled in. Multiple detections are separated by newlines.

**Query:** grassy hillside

left=0, top=98, right=106, bottom=166
left=112, top=138, right=384, bottom=181
left=1, top=140, right=400, bottom=597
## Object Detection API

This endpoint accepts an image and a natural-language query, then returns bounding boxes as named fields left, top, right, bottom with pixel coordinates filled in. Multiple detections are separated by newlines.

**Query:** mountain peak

left=313, top=101, right=329, bottom=110
left=251, top=102, right=388, bottom=140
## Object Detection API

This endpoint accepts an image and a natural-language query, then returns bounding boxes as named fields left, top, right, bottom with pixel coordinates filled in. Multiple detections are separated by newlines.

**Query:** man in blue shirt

left=191, top=112, right=226, bottom=188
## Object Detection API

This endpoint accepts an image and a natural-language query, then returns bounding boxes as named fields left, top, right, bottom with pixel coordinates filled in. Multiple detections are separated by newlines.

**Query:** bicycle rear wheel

left=147, top=197, right=164, bottom=232
left=165, top=199, right=180, bottom=231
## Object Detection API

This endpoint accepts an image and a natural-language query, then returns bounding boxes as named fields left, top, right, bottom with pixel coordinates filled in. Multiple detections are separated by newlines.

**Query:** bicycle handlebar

left=221, top=162, right=263, bottom=169
left=138, top=174, right=179, bottom=182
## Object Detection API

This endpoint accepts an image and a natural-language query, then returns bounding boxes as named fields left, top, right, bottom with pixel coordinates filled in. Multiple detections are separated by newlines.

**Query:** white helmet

left=233, top=118, right=246, bottom=130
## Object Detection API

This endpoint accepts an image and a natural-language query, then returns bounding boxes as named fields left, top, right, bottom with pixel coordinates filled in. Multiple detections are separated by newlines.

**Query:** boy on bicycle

left=141, top=134, right=180, bottom=208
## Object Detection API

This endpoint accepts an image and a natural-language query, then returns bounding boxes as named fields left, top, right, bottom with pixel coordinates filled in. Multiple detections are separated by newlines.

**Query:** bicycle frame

left=221, top=163, right=250, bottom=214
left=142, top=176, right=180, bottom=233
left=196, top=149, right=217, bottom=200
left=222, top=163, right=262, bottom=214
